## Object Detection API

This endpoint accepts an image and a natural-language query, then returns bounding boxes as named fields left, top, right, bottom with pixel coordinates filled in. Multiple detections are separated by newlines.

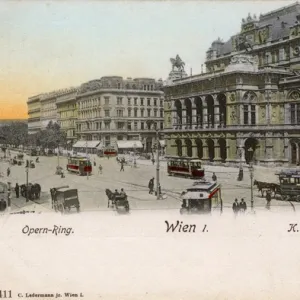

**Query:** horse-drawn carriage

left=20, top=183, right=41, bottom=200
left=50, top=186, right=80, bottom=213
left=105, top=189, right=130, bottom=213
left=254, top=169, right=300, bottom=202
left=17, top=153, right=24, bottom=160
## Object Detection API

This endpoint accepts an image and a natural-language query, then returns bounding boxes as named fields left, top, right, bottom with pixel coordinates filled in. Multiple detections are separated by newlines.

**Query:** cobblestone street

left=0, top=151, right=296, bottom=215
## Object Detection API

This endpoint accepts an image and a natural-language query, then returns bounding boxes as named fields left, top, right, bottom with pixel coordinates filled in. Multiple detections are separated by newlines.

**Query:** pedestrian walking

left=148, top=177, right=154, bottom=194
left=239, top=198, right=247, bottom=213
left=232, top=198, right=239, bottom=215
left=212, top=172, right=217, bottom=181
left=120, top=161, right=124, bottom=172
left=0, top=198, right=7, bottom=211
left=152, top=158, right=155, bottom=165
left=93, top=159, right=96, bottom=167
left=15, top=183, right=19, bottom=198
left=7, top=167, right=10, bottom=177
left=98, top=164, right=103, bottom=174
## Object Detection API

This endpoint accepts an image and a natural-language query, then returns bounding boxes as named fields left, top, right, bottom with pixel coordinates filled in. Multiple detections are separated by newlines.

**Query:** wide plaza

left=0, top=150, right=297, bottom=214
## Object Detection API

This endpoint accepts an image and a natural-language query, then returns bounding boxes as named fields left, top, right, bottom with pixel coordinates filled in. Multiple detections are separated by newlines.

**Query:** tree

left=0, top=122, right=28, bottom=148
left=36, top=121, right=67, bottom=149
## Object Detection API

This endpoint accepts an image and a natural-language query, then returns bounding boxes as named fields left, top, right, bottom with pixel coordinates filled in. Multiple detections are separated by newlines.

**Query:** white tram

left=180, top=180, right=223, bottom=214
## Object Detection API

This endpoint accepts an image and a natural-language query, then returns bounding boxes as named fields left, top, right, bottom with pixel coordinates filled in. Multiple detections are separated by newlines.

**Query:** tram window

left=203, top=199, right=210, bottom=211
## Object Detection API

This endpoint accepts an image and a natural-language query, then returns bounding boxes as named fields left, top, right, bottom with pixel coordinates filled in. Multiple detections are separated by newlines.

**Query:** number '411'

left=0, top=291, right=12, bottom=298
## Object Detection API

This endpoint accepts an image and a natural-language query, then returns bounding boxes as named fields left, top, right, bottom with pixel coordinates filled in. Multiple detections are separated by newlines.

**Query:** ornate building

left=56, top=87, right=79, bottom=147
left=76, top=76, right=164, bottom=151
left=164, top=3, right=300, bottom=166
left=40, top=91, right=58, bottom=129
left=27, top=95, right=42, bottom=134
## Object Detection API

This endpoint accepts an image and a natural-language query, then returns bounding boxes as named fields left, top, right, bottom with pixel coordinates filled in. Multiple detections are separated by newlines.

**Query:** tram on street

left=276, top=169, right=300, bottom=201
left=180, top=180, right=223, bottom=215
left=67, top=156, right=92, bottom=176
left=166, top=156, right=205, bottom=179
left=103, top=147, right=117, bottom=157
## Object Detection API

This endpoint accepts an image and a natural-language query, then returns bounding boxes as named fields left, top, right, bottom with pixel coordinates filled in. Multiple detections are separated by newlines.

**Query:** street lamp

left=155, top=127, right=162, bottom=200
left=25, top=164, right=29, bottom=202
left=133, top=142, right=137, bottom=168
left=86, top=140, right=89, bottom=180
left=248, top=147, right=254, bottom=211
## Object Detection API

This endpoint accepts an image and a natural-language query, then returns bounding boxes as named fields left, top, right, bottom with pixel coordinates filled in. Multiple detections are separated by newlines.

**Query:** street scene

left=0, top=148, right=297, bottom=215
left=1, top=1, right=300, bottom=217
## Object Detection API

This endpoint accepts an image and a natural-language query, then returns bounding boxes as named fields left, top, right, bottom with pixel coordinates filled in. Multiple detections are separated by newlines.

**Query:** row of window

left=77, top=121, right=164, bottom=131
left=79, top=96, right=163, bottom=109
left=78, top=108, right=164, bottom=119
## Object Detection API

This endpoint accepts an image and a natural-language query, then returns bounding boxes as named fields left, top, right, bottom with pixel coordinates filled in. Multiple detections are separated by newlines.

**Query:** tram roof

left=276, top=169, right=300, bottom=176
left=189, top=180, right=219, bottom=190
left=166, top=156, right=201, bottom=161
left=69, top=156, right=88, bottom=160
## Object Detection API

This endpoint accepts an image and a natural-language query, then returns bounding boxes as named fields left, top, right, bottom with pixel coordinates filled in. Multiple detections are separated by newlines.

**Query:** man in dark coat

left=148, top=177, right=154, bottom=194
left=232, top=198, right=239, bottom=214
left=15, top=183, right=20, bottom=198
left=120, top=161, right=124, bottom=172
left=239, top=198, right=247, bottom=213
left=0, top=199, right=7, bottom=211
left=212, top=172, right=217, bottom=181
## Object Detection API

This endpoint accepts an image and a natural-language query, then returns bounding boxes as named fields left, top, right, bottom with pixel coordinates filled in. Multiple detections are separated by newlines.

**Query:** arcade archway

left=290, top=139, right=300, bottom=165
left=244, top=138, right=258, bottom=164
left=195, top=138, right=203, bottom=159
left=218, top=138, right=227, bottom=162
left=206, top=95, right=215, bottom=128
left=217, top=94, right=227, bottom=127
left=207, top=139, right=215, bottom=162
left=175, top=139, right=182, bottom=157
left=174, top=100, right=182, bottom=125
left=185, top=139, right=193, bottom=157
left=194, top=97, right=203, bottom=128
left=184, top=98, right=192, bottom=128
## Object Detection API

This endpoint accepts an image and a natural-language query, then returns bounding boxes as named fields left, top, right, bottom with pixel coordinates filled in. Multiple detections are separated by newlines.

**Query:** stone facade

left=164, top=2, right=300, bottom=167
left=27, top=95, right=42, bottom=134
left=56, top=88, right=79, bottom=147
left=76, top=76, right=164, bottom=151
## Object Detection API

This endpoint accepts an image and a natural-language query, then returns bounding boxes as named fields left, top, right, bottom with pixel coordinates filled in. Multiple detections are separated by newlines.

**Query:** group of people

left=232, top=198, right=247, bottom=215
left=113, top=188, right=127, bottom=198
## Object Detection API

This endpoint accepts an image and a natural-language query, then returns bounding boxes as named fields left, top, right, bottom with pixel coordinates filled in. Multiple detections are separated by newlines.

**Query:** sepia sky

left=0, top=0, right=295, bottom=119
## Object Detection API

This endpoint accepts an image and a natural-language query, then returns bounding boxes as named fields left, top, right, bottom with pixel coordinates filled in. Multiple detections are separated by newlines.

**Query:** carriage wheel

left=281, top=195, right=288, bottom=201
left=58, top=204, right=64, bottom=214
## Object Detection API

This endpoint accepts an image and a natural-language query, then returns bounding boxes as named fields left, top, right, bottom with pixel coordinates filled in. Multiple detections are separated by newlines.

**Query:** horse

left=31, top=183, right=41, bottom=199
left=20, top=183, right=34, bottom=200
left=105, top=189, right=115, bottom=208
left=254, top=180, right=276, bottom=197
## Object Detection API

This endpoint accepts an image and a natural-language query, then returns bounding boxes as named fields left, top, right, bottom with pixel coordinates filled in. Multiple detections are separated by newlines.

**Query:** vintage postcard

left=1, top=1, right=300, bottom=299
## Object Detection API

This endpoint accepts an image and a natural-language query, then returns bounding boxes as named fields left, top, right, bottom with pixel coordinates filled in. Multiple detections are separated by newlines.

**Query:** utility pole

left=86, top=141, right=89, bottom=180
left=133, top=143, right=137, bottom=168
left=57, top=142, right=60, bottom=168
left=25, top=163, right=29, bottom=202
left=156, top=128, right=162, bottom=200
left=248, top=147, right=254, bottom=211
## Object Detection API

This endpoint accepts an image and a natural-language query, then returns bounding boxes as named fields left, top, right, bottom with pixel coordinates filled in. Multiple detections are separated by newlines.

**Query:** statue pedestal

left=168, top=70, right=187, bottom=82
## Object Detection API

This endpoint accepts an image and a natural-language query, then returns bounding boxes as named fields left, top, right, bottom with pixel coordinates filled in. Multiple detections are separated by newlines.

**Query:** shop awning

left=117, top=140, right=143, bottom=149
left=73, top=140, right=101, bottom=148
left=159, top=140, right=165, bottom=147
